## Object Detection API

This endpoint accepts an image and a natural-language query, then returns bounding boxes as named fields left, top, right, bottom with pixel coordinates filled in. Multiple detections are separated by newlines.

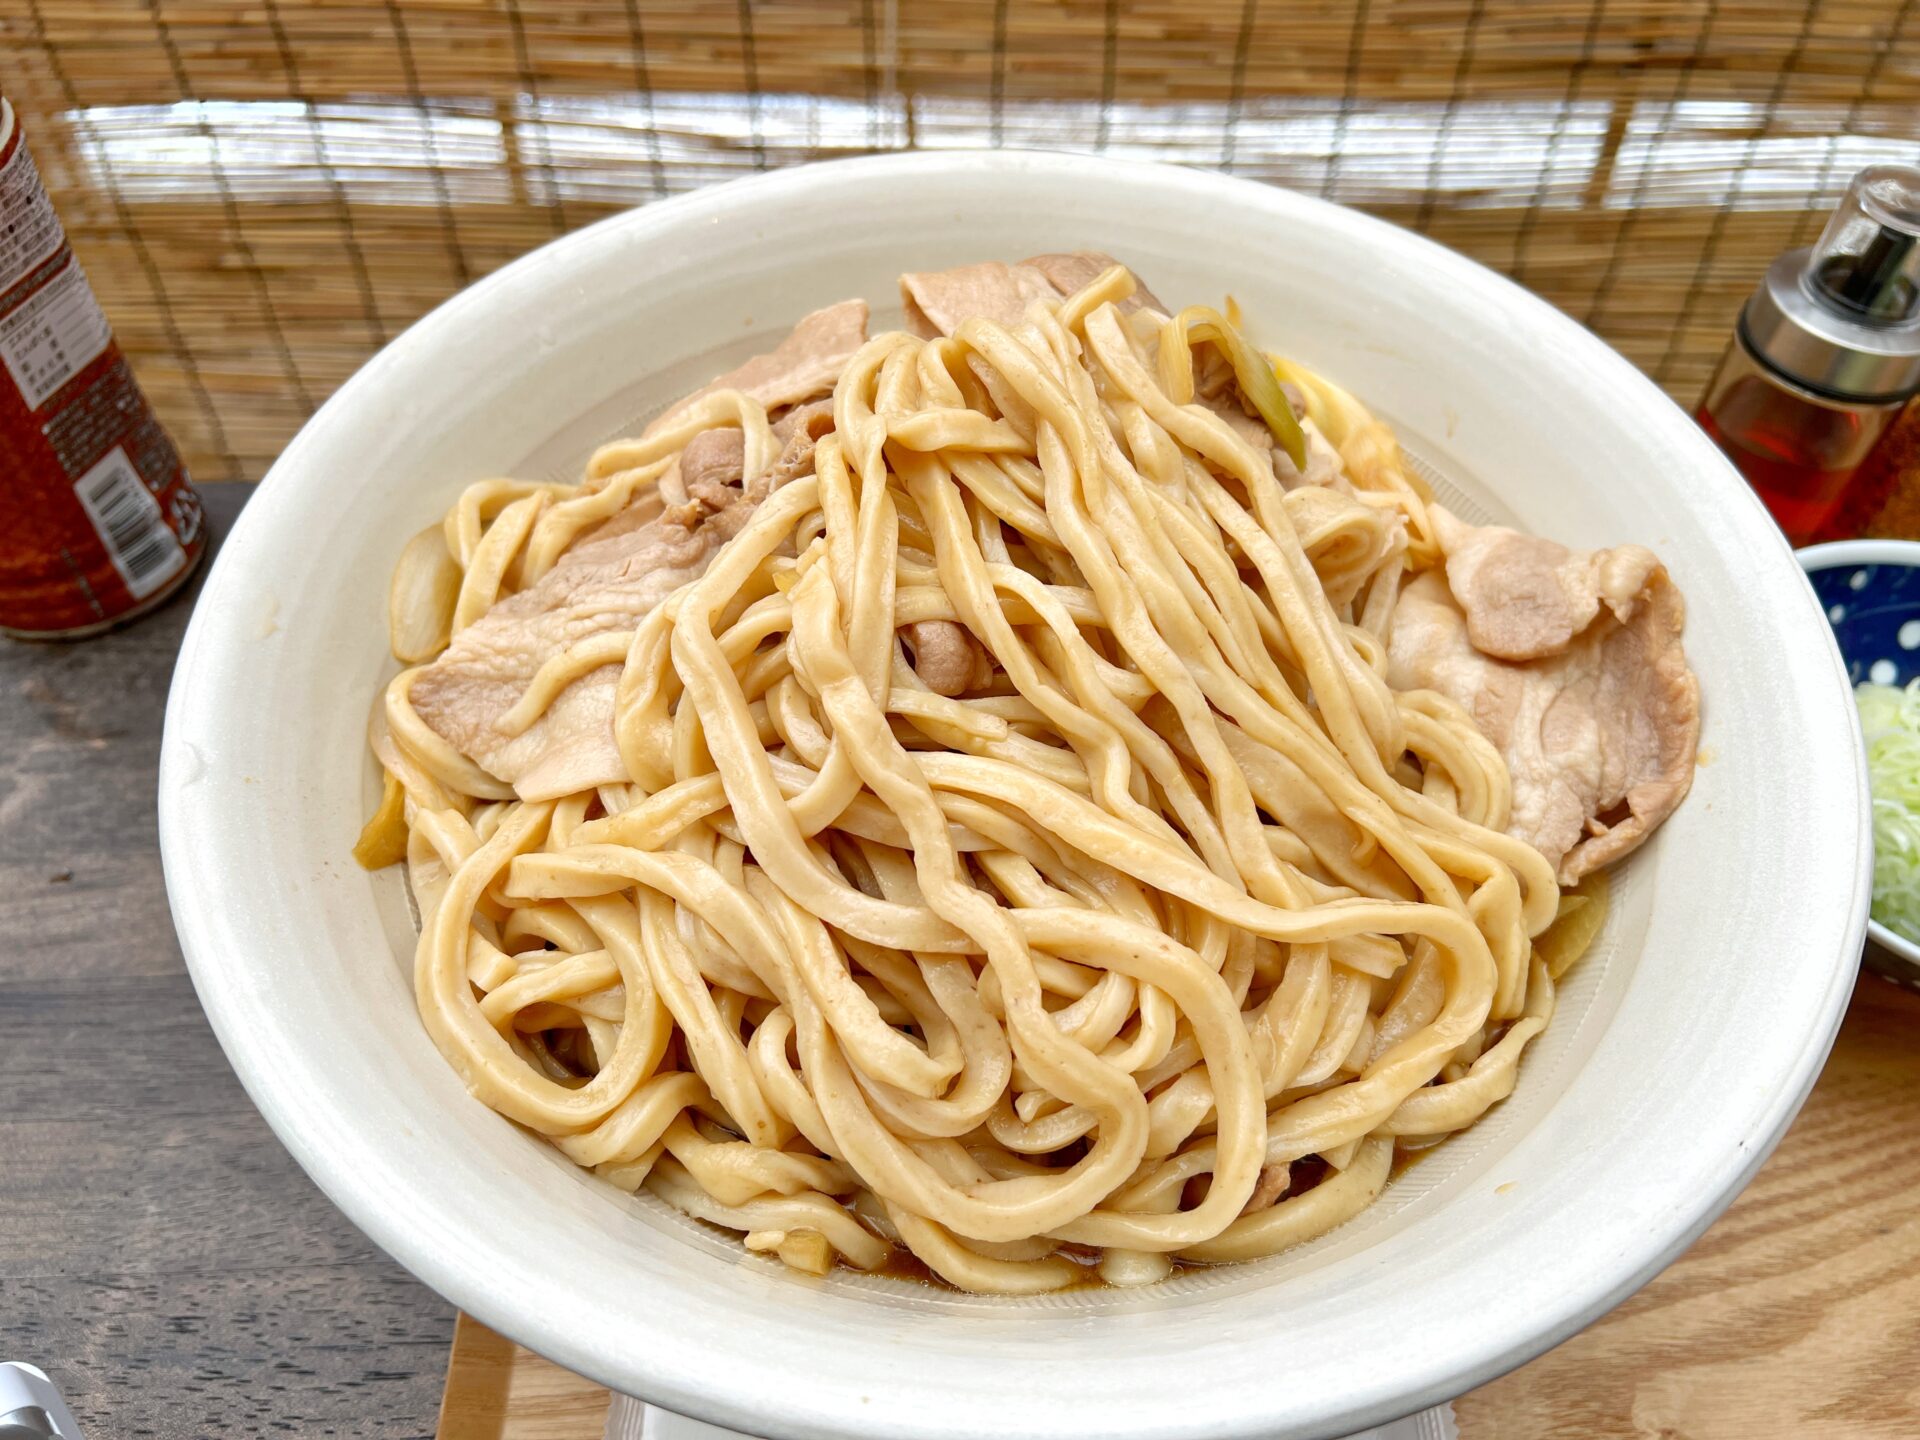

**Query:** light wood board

left=438, top=1317, right=613, bottom=1440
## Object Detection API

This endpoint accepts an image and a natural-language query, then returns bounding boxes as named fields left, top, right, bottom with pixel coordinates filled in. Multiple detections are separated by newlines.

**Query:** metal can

left=0, top=95, right=205, bottom=639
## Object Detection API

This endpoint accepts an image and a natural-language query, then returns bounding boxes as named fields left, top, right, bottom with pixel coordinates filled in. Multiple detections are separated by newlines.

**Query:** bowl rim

left=159, top=148, right=1871, bottom=1440
left=1798, top=537, right=1920, bottom=968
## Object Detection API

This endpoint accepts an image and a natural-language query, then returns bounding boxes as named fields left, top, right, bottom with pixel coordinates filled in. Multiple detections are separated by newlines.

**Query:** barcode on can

left=73, top=446, right=187, bottom=599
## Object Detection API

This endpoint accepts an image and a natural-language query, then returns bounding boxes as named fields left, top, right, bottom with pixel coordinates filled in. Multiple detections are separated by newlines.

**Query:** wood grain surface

left=0, top=485, right=454, bottom=1440
left=1457, top=974, right=1920, bottom=1439
left=8, top=483, right=1920, bottom=1440
left=438, top=1319, right=611, bottom=1440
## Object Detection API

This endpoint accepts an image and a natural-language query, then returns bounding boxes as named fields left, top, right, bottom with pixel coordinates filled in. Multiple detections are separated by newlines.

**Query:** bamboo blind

left=3, top=0, right=1916, bottom=482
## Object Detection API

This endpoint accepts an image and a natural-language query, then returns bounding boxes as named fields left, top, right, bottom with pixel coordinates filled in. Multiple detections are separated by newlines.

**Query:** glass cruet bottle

left=1695, top=164, right=1920, bottom=545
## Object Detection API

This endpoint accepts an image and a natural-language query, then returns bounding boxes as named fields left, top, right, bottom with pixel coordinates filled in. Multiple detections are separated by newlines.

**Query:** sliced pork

left=900, top=261, right=1059, bottom=337
left=411, top=314, right=864, bottom=799
left=644, top=299, right=869, bottom=438
left=900, top=251, right=1164, bottom=337
left=1020, top=252, right=1167, bottom=315
left=1432, top=508, right=1664, bottom=663
left=1387, top=510, right=1700, bottom=883
left=410, top=504, right=738, bottom=800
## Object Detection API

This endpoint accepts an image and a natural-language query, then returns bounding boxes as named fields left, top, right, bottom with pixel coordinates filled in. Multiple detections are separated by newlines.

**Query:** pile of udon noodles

left=360, top=254, right=1699, bottom=1293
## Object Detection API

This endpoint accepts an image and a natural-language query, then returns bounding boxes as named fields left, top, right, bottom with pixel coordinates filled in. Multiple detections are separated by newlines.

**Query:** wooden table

left=6, top=483, right=1918, bottom=1439
left=1, top=487, right=452, bottom=1439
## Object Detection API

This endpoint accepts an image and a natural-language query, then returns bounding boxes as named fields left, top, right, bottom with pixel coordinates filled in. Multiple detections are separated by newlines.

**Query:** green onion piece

left=1163, top=305, right=1308, bottom=469
left=1858, top=677, right=1920, bottom=945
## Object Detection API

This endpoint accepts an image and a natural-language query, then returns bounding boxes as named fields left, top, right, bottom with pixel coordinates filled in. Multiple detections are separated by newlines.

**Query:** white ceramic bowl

left=160, top=151, right=1869, bottom=1440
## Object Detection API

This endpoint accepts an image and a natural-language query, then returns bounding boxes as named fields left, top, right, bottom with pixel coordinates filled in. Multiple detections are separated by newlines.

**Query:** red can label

left=0, top=100, right=204, bottom=636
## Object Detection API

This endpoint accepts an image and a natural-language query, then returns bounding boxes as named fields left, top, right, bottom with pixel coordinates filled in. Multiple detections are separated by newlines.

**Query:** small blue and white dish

left=1800, top=537, right=1920, bottom=989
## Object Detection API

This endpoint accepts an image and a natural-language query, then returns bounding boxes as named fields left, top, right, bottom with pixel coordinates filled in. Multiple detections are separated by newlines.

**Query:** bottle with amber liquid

left=1696, top=165, right=1920, bottom=545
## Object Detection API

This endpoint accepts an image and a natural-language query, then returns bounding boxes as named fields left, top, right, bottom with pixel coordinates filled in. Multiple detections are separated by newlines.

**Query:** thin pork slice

left=899, top=252, right=1164, bottom=337
left=411, top=315, right=862, bottom=799
left=1387, top=513, right=1700, bottom=884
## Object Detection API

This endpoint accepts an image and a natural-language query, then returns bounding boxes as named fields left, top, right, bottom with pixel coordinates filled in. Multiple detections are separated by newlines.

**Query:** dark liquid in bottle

left=1691, top=347, right=1905, bottom=544
left=1693, top=400, right=1865, bottom=544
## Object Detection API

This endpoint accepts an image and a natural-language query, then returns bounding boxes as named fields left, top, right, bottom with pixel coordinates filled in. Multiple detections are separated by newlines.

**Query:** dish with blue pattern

left=1809, top=561, right=1920, bottom=688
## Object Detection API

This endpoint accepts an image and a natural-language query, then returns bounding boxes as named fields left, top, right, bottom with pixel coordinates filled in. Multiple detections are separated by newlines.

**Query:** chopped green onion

left=1857, top=677, right=1920, bottom=944
left=1161, top=306, right=1308, bottom=469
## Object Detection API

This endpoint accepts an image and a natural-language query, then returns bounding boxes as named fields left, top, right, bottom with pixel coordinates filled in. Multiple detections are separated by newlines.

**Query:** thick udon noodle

left=366, top=265, right=1605, bottom=1292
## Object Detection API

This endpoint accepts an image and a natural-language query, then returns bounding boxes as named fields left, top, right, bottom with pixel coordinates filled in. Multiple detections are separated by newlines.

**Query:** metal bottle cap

left=1741, top=164, right=1920, bottom=404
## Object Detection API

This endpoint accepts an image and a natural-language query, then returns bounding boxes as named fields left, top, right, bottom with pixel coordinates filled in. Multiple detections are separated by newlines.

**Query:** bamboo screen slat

left=3, top=0, right=1917, bottom=481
